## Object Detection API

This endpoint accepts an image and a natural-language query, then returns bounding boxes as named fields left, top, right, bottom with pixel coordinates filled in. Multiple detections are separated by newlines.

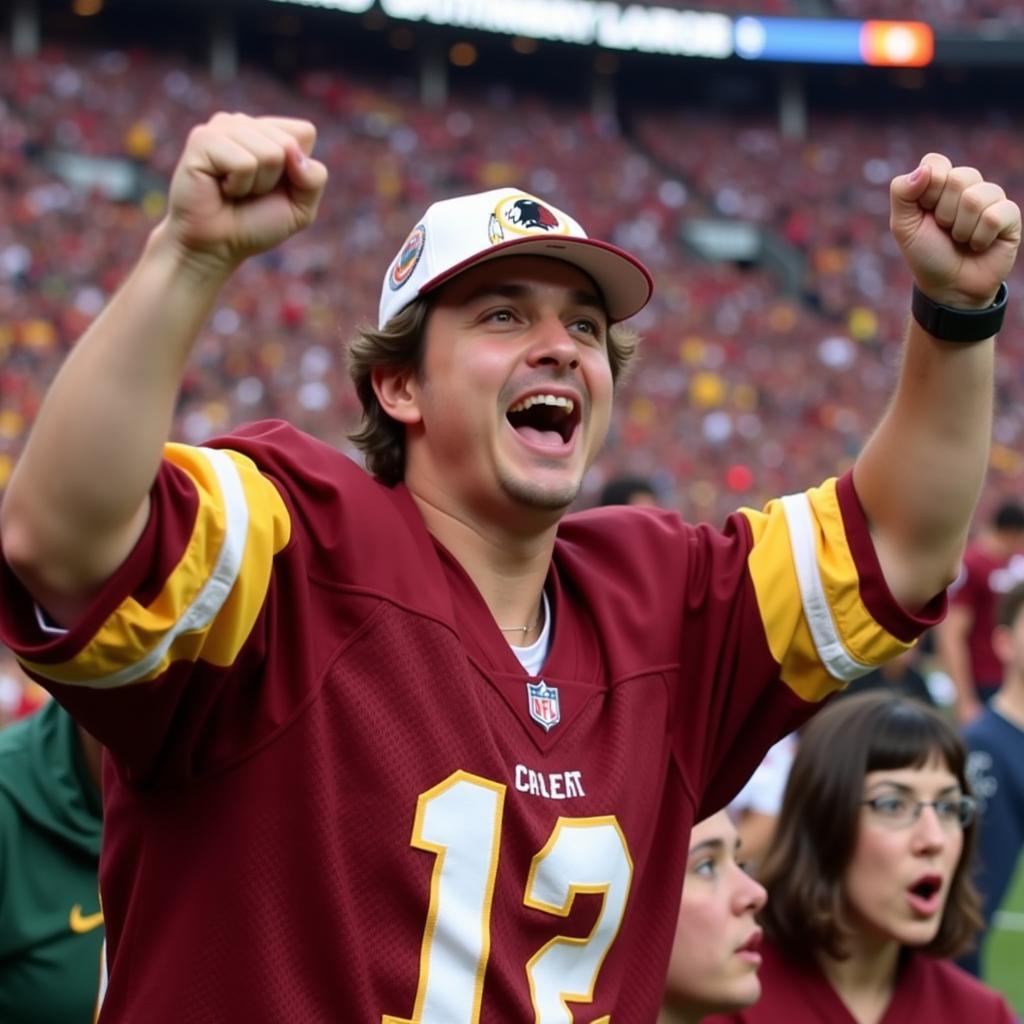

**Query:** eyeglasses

left=861, top=793, right=977, bottom=830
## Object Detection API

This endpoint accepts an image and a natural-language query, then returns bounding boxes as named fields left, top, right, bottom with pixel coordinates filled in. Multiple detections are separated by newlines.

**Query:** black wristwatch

left=911, top=282, right=1008, bottom=343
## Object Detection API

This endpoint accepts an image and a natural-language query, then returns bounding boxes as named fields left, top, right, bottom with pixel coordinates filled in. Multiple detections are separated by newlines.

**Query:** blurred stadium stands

left=2, top=0, right=1024, bottom=545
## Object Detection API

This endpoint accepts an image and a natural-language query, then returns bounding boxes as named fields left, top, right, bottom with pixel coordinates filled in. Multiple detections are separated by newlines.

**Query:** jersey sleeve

left=742, top=472, right=937, bottom=700
left=10, top=442, right=291, bottom=690
left=0, top=421, right=394, bottom=784
left=689, top=471, right=945, bottom=815
left=555, top=470, right=943, bottom=818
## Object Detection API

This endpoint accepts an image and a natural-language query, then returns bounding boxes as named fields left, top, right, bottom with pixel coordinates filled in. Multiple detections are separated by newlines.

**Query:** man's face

left=397, top=256, right=615, bottom=525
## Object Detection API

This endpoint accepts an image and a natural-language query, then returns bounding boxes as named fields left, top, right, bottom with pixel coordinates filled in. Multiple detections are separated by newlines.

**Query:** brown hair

left=347, top=296, right=640, bottom=486
left=758, top=692, right=982, bottom=962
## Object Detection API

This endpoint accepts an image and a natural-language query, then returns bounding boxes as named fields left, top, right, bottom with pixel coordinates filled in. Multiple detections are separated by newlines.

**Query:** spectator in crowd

left=0, top=111, right=1014, bottom=1020
left=659, top=810, right=767, bottom=1024
left=704, top=693, right=1016, bottom=1024
left=840, top=646, right=938, bottom=707
left=0, top=698, right=103, bottom=1024
left=598, top=474, right=660, bottom=507
left=727, top=732, right=798, bottom=872
left=936, top=501, right=1024, bottom=724
left=960, top=581, right=1024, bottom=977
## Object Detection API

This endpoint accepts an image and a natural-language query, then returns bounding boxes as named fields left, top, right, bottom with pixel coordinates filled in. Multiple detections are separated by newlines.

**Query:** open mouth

left=909, top=875, right=942, bottom=901
left=906, top=874, right=944, bottom=916
left=506, top=393, right=581, bottom=448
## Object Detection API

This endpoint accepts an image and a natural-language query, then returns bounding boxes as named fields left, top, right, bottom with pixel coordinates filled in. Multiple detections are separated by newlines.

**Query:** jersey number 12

left=383, top=770, right=633, bottom=1023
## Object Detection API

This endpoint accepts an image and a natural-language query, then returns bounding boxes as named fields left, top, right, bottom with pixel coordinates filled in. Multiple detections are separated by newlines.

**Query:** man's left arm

left=854, top=154, right=1021, bottom=611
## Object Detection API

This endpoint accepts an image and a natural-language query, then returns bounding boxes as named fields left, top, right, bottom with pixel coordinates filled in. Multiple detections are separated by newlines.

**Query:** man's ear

left=371, top=365, right=422, bottom=425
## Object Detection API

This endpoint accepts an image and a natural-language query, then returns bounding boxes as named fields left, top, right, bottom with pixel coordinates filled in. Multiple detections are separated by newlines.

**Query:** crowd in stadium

left=2, top=18, right=1024, bottom=1023
left=4, top=40, right=1024, bottom=530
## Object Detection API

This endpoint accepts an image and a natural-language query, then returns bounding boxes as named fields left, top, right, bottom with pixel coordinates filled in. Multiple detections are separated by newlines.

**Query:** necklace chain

left=498, top=612, right=542, bottom=635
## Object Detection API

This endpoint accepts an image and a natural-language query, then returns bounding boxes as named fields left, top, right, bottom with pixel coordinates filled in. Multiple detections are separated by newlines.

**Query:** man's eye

left=571, top=318, right=603, bottom=337
left=487, top=309, right=515, bottom=323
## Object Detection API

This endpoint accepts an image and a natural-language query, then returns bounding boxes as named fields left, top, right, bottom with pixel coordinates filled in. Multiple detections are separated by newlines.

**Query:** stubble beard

left=497, top=464, right=581, bottom=512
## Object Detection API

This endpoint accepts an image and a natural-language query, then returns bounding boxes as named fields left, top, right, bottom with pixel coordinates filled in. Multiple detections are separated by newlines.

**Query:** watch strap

left=912, top=281, right=1008, bottom=343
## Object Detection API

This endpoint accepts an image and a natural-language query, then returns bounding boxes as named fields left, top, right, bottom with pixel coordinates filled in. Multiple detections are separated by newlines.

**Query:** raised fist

left=163, top=112, right=329, bottom=272
left=891, top=154, right=1020, bottom=310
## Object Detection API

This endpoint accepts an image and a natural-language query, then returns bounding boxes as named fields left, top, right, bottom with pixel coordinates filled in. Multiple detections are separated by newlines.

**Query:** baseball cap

left=378, top=187, right=654, bottom=329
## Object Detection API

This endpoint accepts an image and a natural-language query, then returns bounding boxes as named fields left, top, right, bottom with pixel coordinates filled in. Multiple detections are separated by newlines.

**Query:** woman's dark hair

left=758, top=692, right=982, bottom=962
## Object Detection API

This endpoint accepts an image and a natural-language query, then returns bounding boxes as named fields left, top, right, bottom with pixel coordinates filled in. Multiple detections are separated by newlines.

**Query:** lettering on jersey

left=514, top=764, right=585, bottom=800
left=527, top=680, right=560, bottom=731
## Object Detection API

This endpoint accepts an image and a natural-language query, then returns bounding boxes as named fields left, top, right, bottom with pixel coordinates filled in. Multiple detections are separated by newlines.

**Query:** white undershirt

left=509, top=591, right=551, bottom=677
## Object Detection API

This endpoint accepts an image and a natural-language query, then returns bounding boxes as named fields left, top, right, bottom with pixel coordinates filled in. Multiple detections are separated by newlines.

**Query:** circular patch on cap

left=493, top=194, right=572, bottom=238
left=389, top=224, right=426, bottom=291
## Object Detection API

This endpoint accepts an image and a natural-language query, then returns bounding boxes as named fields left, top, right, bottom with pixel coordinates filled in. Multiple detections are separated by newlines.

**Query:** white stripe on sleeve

left=781, top=492, right=872, bottom=683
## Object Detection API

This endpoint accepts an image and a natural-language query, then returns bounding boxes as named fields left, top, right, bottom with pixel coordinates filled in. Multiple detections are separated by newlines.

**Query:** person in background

left=705, top=693, right=1016, bottom=1024
left=0, top=698, right=103, bottom=1024
left=839, top=647, right=938, bottom=707
left=936, top=501, right=1024, bottom=724
left=726, top=733, right=798, bottom=873
left=960, top=581, right=1024, bottom=977
left=659, top=810, right=766, bottom=1024
left=597, top=474, right=660, bottom=507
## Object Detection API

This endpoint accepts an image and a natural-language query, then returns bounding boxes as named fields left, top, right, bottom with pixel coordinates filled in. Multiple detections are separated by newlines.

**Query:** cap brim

left=418, top=235, right=653, bottom=323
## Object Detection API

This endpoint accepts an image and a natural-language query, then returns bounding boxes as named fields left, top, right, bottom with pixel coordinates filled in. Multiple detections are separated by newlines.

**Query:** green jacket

left=0, top=699, right=103, bottom=1024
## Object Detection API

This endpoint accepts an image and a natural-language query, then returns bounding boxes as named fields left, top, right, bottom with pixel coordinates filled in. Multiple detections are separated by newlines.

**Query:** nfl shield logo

left=527, top=680, right=560, bottom=732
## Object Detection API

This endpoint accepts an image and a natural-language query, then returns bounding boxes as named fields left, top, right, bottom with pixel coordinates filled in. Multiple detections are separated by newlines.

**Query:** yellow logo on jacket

left=69, top=904, right=104, bottom=934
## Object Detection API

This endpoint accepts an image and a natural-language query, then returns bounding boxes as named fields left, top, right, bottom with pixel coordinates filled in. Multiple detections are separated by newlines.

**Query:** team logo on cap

left=527, top=680, right=561, bottom=732
left=388, top=224, right=426, bottom=291
left=493, top=194, right=571, bottom=239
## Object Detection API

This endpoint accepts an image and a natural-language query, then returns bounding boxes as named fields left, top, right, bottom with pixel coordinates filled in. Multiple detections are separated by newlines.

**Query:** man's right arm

left=0, top=114, right=327, bottom=626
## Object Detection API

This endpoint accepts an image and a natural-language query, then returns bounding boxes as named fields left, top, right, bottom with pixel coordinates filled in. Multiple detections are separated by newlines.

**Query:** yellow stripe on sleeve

left=743, top=478, right=913, bottom=703
left=22, top=445, right=291, bottom=688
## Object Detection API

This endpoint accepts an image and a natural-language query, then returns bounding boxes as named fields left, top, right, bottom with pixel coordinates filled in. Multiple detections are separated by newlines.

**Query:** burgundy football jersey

left=703, top=937, right=1017, bottom=1024
left=0, top=421, right=942, bottom=1022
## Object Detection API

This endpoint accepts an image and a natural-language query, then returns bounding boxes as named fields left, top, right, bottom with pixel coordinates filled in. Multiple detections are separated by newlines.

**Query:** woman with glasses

left=658, top=810, right=767, bottom=1024
left=704, top=692, right=1016, bottom=1024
